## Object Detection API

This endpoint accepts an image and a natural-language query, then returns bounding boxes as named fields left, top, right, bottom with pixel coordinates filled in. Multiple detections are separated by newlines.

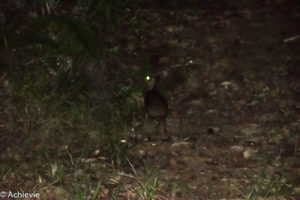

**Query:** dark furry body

left=144, top=89, right=168, bottom=133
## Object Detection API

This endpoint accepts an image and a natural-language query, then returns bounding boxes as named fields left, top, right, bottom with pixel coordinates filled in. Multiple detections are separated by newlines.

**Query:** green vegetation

left=129, top=161, right=160, bottom=200
left=1, top=0, right=299, bottom=199
left=0, top=0, right=144, bottom=198
left=231, top=169, right=293, bottom=199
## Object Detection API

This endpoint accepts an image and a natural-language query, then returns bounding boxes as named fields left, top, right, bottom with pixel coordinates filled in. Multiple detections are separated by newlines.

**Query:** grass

left=128, top=160, right=160, bottom=200
left=1, top=1, right=300, bottom=199
left=0, top=1, right=143, bottom=199
left=228, top=168, right=293, bottom=199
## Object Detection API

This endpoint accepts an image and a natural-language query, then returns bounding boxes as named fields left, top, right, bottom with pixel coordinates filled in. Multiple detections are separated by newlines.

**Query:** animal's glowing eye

left=146, top=75, right=151, bottom=81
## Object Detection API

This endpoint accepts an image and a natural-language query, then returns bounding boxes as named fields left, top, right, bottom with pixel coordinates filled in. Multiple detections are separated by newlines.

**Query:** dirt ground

left=1, top=1, right=300, bottom=199
left=117, top=1, right=300, bottom=199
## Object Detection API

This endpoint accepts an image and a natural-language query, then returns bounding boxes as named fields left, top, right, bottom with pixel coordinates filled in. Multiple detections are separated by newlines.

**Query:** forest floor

left=119, top=2, right=300, bottom=199
left=1, top=1, right=300, bottom=200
